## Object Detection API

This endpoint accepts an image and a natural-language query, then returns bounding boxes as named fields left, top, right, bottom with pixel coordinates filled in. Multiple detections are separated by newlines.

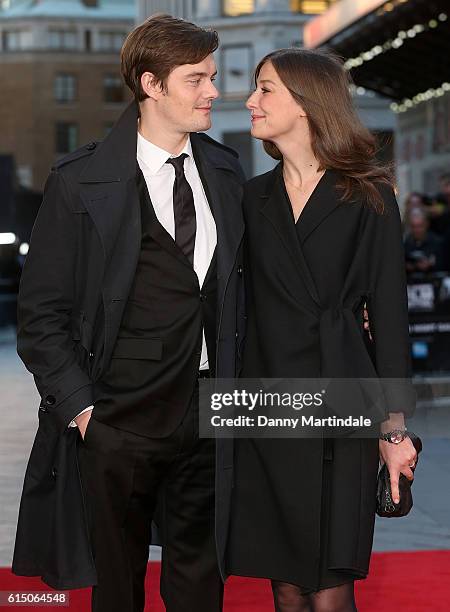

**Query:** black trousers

left=77, top=390, right=223, bottom=612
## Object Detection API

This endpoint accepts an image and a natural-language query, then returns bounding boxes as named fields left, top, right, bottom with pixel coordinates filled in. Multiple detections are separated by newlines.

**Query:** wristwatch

left=379, top=428, right=408, bottom=444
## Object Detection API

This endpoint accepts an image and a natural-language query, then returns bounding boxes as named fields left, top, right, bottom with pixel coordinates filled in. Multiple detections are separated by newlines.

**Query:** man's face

left=410, top=217, right=428, bottom=240
left=408, top=194, right=423, bottom=208
left=155, top=55, right=219, bottom=134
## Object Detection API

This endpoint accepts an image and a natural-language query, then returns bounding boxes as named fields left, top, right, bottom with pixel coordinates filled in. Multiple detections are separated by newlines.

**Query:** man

left=429, top=172, right=450, bottom=235
left=12, top=14, right=245, bottom=612
left=404, top=208, right=443, bottom=274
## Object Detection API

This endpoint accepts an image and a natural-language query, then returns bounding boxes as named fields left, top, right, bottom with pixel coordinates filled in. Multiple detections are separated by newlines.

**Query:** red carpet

left=1, top=551, right=449, bottom=611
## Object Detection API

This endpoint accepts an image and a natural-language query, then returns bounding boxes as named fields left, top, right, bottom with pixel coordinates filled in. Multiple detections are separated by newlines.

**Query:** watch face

left=391, top=432, right=404, bottom=444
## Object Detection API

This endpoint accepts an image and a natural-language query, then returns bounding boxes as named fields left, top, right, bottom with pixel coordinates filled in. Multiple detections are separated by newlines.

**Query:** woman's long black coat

left=241, top=164, right=413, bottom=387
left=217, top=164, right=415, bottom=585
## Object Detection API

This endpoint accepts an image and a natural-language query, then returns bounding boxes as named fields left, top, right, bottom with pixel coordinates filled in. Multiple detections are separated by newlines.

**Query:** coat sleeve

left=368, top=186, right=415, bottom=416
left=17, top=169, right=93, bottom=430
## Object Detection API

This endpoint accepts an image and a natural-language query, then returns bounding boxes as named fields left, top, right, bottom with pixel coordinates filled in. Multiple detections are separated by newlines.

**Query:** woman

left=402, top=191, right=427, bottom=234
left=225, top=49, right=418, bottom=611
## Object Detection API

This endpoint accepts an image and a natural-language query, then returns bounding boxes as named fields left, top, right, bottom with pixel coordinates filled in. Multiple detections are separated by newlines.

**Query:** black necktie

left=165, top=153, right=196, bottom=265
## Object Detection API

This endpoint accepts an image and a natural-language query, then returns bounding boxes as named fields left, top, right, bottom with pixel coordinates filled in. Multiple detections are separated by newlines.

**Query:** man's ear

left=140, top=72, right=165, bottom=100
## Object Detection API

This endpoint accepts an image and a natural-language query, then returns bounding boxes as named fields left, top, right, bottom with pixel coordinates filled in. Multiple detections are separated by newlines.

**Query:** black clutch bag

left=376, top=434, right=423, bottom=518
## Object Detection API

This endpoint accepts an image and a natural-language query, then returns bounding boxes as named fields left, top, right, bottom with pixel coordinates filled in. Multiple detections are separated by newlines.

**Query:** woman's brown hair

left=255, top=48, right=393, bottom=213
left=121, top=14, right=219, bottom=103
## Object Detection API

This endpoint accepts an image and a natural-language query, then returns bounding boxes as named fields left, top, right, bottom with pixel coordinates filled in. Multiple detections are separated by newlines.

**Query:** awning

left=304, top=0, right=450, bottom=103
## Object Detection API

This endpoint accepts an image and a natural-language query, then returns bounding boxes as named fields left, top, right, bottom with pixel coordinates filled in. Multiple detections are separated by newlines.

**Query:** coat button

left=86, top=141, right=97, bottom=151
left=45, top=395, right=56, bottom=406
left=39, top=405, right=49, bottom=413
left=51, top=467, right=58, bottom=478
left=199, top=293, right=206, bottom=301
left=237, top=265, right=243, bottom=276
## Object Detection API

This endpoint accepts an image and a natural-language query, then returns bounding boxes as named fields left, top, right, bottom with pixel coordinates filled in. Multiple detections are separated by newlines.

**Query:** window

left=48, top=30, right=77, bottom=50
left=223, top=0, right=254, bottom=17
left=85, top=30, right=91, bottom=51
left=54, top=74, right=77, bottom=104
left=221, top=45, right=253, bottom=97
left=55, top=123, right=78, bottom=154
left=223, top=131, right=253, bottom=179
left=98, top=31, right=126, bottom=52
left=290, top=0, right=336, bottom=14
left=103, top=75, right=124, bottom=104
left=3, top=30, right=30, bottom=51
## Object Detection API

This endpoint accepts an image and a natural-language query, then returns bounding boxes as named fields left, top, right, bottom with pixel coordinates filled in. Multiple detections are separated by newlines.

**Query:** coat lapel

left=79, top=101, right=138, bottom=185
left=294, top=168, right=343, bottom=245
left=78, top=101, right=141, bottom=272
left=78, top=102, right=142, bottom=366
left=191, top=134, right=244, bottom=313
left=260, top=164, right=321, bottom=308
left=260, top=165, right=344, bottom=308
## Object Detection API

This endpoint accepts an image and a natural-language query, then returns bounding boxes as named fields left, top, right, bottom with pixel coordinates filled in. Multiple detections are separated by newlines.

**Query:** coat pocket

left=26, top=413, right=58, bottom=482
left=112, top=337, right=163, bottom=361
left=71, top=311, right=93, bottom=351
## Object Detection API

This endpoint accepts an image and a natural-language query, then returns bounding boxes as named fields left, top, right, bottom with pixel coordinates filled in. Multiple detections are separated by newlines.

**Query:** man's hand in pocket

left=75, top=409, right=93, bottom=440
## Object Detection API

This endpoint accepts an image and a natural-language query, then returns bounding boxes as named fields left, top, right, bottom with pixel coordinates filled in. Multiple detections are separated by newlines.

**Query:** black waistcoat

left=93, top=169, right=217, bottom=438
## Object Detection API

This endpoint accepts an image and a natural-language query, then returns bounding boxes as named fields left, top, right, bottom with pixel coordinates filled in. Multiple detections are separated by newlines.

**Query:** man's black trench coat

left=12, top=102, right=245, bottom=589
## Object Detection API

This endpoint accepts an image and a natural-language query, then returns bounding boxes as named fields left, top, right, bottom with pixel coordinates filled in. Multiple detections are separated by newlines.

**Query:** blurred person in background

left=222, top=48, right=417, bottom=612
left=439, top=223, right=450, bottom=274
left=428, top=172, right=450, bottom=235
left=404, top=208, right=443, bottom=275
left=403, top=191, right=427, bottom=215
left=401, top=191, right=427, bottom=233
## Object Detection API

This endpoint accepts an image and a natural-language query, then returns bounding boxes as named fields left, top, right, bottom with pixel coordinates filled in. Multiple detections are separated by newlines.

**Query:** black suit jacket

left=13, top=101, right=246, bottom=588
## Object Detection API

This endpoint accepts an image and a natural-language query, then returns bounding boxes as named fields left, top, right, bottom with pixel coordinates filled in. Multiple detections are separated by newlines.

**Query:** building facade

left=394, top=91, right=450, bottom=199
left=138, top=0, right=394, bottom=178
left=303, top=0, right=450, bottom=201
left=0, top=0, right=134, bottom=191
left=0, top=0, right=395, bottom=189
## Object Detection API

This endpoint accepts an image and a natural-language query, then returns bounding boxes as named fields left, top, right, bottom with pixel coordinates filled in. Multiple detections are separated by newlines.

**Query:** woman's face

left=246, top=61, right=306, bottom=143
left=407, top=194, right=423, bottom=209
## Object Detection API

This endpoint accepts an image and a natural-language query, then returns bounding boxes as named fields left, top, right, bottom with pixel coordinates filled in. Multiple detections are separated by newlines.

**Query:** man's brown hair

left=121, top=14, right=219, bottom=103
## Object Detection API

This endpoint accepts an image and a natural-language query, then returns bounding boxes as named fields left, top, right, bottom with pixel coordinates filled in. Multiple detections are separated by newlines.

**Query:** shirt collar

left=137, top=131, right=192, bottom=176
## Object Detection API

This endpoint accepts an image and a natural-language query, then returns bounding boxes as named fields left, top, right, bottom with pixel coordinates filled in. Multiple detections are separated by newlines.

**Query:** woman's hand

left=378, top=437, right=417, bottom=504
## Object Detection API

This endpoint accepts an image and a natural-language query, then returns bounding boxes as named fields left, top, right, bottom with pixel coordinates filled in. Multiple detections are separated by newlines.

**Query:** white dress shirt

left=136, top=131, right=217, bottom=304
left=70, top=132, right=216, bottom=427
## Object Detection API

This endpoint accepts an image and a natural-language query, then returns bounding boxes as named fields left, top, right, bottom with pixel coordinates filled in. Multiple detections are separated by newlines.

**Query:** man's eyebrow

left=184, top=71, right=218, bottom=78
